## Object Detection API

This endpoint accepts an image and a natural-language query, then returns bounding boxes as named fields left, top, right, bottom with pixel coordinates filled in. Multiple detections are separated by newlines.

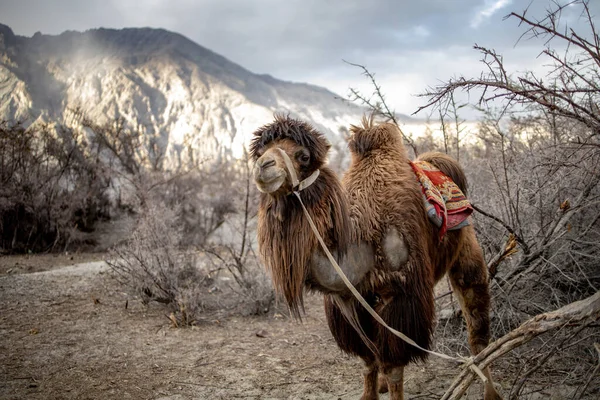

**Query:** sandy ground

left=0, top=255, right=513, bottom=400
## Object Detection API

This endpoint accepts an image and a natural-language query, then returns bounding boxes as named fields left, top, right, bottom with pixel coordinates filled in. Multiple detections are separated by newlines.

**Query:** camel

left=250, top=114, right=502, bottom=400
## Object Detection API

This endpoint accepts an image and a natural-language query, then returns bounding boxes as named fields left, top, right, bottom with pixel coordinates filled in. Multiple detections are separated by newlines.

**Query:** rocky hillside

left=0, top=23, right=372, bottom=167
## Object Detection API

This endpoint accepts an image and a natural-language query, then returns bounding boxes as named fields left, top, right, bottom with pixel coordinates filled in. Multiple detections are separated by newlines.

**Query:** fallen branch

left=441, top=291, right=600, bottom=400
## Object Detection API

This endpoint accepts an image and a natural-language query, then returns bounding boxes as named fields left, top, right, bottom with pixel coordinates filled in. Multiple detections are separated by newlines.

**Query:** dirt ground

left=0, top=254, right=512, bottom=400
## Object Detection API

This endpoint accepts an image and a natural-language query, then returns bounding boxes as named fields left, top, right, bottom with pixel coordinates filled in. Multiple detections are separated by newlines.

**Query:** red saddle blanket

left=410, top=160, right=473, bottom=239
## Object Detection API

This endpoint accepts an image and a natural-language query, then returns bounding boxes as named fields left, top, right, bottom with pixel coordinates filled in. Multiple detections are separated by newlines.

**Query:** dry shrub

left=203, top=244, right=275, bottom=317
left=107, top=202, right=208, bottom=325
left=0, top=121, right=111, bottom=253
left=158, top=168, right=237, bottom=248
left=107, top=168, right=274, bottom=325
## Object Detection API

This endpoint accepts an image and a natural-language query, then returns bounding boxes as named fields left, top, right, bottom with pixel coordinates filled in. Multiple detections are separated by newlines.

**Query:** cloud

left=470, top=0, right=513, bottom=29
left=0, top=0, right=597, bottom=117
left=303, top=46, right=489, bottom=118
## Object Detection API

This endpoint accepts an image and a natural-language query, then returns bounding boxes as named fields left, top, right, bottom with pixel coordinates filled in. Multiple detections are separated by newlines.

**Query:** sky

left=1, top=0, right=597, bottom=118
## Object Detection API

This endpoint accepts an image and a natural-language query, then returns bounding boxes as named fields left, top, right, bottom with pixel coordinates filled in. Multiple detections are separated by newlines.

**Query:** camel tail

left=417, top=152, right=469, bottom=195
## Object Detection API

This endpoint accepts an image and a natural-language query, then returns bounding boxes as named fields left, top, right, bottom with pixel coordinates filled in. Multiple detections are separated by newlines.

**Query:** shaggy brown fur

left=251, top=115, right=351, bottom=318
left=341, top=117, right=436, bottom=366
left=251, top=115, right=501, bottom=400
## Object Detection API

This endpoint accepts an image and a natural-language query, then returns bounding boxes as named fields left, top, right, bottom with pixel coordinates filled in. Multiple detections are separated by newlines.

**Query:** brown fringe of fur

left=374, top=273, right=435, bottom=365
left=324, top=267, right=435, bottom=365
left=417, top=151, right=469, bottom=195
left=250, top=113, right=329, bottom=174
left=324, top=294, right=377, bottom=359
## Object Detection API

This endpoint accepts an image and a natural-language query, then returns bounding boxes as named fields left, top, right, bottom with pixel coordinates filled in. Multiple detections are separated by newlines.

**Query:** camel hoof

left=484, top=386, right=503, bottom=400
left=359, top=394, right=379, bottom=400
left=377, top=376, right=389, bottom=394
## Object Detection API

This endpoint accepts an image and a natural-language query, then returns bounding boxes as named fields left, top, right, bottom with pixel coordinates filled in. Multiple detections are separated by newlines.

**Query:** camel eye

left=296, top=150, right=310, bottom=164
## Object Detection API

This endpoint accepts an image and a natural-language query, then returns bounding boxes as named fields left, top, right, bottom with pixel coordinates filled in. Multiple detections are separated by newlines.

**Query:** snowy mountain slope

left=0, top=23, right=384, bottom=167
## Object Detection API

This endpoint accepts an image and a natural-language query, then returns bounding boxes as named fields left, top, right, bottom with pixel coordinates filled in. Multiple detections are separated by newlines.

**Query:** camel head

left=250, top=115, right=330, bottom=195
left=250, top=115, right=354, bottom=317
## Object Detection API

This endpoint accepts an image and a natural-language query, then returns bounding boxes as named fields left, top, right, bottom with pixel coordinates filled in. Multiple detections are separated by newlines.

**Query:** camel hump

left=416, top=152, right=469, bottom=195
left=348, top=115, right=403, bottom=155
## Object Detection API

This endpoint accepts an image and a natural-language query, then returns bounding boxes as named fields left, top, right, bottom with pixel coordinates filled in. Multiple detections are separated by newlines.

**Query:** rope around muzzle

left=276, top=148, right=320, bottom=192
left=275, top=148, right=488, bottom=383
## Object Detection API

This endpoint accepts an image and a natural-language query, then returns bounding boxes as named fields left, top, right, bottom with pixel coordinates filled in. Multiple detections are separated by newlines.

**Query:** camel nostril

left=261, top=159, right=276, bottom=169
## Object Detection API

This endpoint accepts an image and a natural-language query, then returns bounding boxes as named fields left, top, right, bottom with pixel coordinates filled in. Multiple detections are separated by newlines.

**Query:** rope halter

left=277, top=148, right=320, bottom=193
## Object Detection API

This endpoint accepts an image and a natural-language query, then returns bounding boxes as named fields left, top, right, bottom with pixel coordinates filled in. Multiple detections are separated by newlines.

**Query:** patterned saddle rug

left=410, top=160, right=473, bottom=239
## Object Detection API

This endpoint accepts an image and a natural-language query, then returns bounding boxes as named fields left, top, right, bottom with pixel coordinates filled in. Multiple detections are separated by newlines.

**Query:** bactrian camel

left=250, top=115, right=502, bottom=400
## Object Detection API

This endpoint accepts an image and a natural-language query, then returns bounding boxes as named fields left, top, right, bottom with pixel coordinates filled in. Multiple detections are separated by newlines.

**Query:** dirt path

left=0, top=253, right=105, bottom=275
left=0, top=257, right=491, bottom=399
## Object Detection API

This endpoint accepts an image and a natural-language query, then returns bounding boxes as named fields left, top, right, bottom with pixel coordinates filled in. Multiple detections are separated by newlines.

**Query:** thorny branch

left=415, top=1, right=600, bottom=136
left=345, top=60, right=420, bottom=156
left=442, top=291, right=600, bottom=400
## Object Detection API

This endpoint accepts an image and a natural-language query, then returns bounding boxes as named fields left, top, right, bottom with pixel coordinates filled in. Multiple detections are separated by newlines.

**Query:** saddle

left=410, top=160, right=473, bottom=239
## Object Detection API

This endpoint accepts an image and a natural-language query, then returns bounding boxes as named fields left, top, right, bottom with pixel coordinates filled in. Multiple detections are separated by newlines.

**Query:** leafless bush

left=73, top=109, right=273, bottom=321
left=468, top=113, right=599, bottom=309
left=158, top=167, right=237, bottom=247
left=76, top=112, right=241, bottom=248
left=106, top=145, right=273, bottom=324
left=0, top=121, right=111, bottom=253
left=107, top=202, right=210, bottom=326
left=108, top=191, right=272, bottom=325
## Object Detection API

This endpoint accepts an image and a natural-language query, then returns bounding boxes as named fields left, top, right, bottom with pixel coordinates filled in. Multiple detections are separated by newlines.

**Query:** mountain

left=0, top=23, right=378, bottom=167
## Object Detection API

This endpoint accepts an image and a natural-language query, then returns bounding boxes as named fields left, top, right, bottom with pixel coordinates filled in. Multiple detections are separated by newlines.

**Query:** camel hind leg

left=448, top=228, right=503, bottom=400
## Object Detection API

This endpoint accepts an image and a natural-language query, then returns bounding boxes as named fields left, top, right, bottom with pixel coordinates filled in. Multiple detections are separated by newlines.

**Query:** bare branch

left=442, top=291, right=600, bottom=399
left=345, top=60, right=420, bottom=156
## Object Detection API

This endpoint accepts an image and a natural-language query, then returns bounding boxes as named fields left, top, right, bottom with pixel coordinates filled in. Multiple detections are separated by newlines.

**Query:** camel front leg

left=381, top=365, right=404, bottom=400
left=360, top=359, right=379, bottom=400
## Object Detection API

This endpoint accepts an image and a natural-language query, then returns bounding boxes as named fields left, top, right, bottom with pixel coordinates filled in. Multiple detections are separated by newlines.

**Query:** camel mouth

left=253, top=168, right=287, bottom=194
